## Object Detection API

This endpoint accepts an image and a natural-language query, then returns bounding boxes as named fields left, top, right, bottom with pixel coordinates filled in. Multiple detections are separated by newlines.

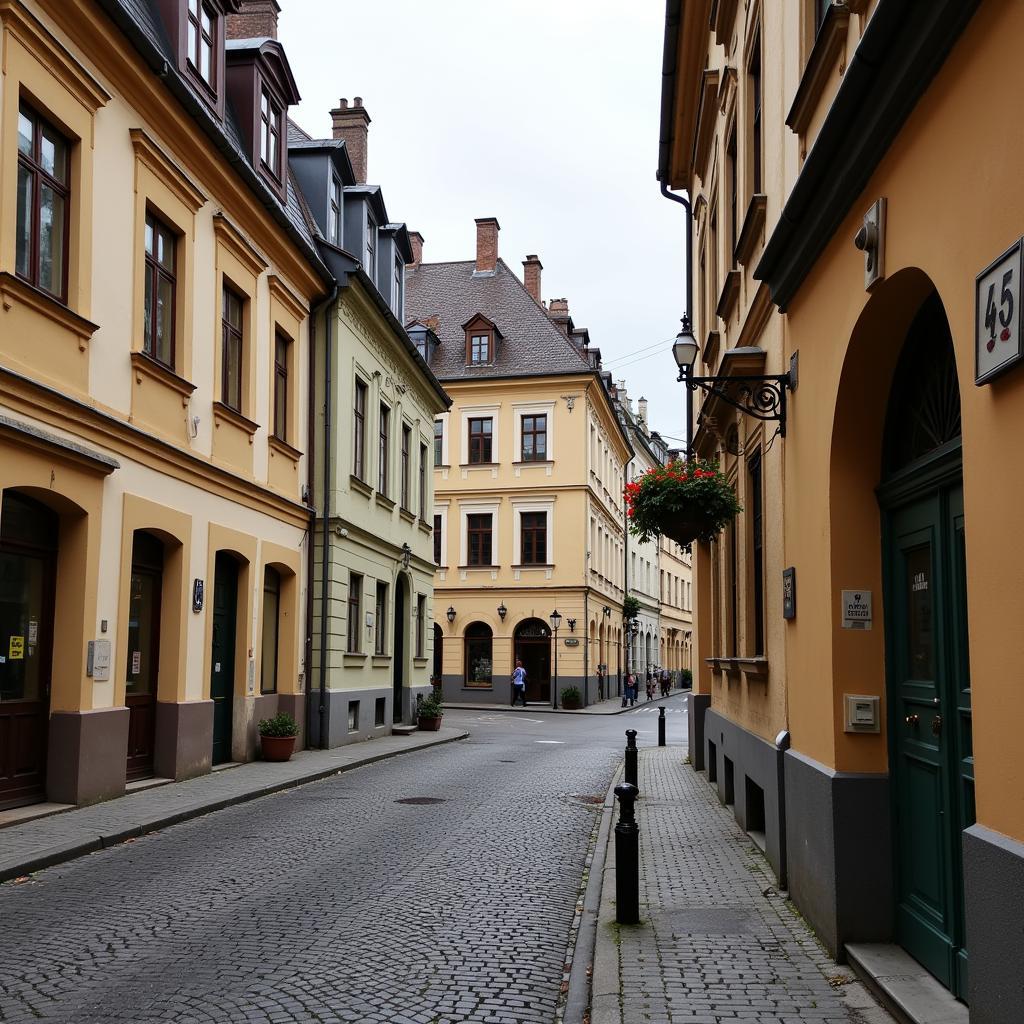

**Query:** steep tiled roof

left=404, top=259, right=593, bottom=382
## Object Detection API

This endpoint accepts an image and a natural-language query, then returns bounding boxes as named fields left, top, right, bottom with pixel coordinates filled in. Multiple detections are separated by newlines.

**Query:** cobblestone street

left=0, top=710, right=627, bottom=1024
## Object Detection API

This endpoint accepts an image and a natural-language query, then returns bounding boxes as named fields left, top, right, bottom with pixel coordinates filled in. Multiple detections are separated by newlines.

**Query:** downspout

left=314, top=285, right=340, bottom=750
left=583, top=588, right=589, bottom=707
left=660, top=181, right=693, bottom=456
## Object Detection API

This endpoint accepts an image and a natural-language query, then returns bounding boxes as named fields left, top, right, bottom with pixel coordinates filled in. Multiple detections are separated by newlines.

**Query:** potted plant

left=625, top=457, right=742, bottom=546
left=679, top=668, right=693, bottom=690
left=561, top=686, right=583, bottom=710
left=258, top=711, right=298, bottom=762
left=417, top=692, right=444, bottom=731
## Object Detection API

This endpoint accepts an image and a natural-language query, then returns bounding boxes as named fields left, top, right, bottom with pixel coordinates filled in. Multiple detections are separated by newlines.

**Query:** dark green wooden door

left=886, top=483, right=973, bottom=999
left=210, top=554, right=237, bottom=765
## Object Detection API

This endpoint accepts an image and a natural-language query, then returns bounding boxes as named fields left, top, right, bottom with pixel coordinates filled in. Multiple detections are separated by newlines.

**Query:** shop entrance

left=210, top=553, right=238, bottom=765
left=125, top=531, right=162, bottom=780
left=0, top=491, right=56, bottom=810
left=514, top=619, right=551, bottom=703
left=880, top=292, right=973, bottom=1000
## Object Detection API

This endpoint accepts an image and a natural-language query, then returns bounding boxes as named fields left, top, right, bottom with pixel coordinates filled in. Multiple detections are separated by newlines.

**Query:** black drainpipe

left=312, top=285, right=340, bottom=750
left=660, top=180, right=693, bottom=456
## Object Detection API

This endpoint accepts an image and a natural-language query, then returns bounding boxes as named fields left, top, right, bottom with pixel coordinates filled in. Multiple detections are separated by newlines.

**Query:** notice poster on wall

left=841, top=590, right=873, bottom=630
left=9, top=636, right=24, bottom=660
left=131, top=650, right=141, bottom=675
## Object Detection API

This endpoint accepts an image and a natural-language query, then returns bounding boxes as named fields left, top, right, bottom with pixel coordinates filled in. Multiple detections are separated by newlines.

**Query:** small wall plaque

left=782, top=567, right=796, bottom=620
left=564, top=637, right=580, bottom=647
left=192, top=579, right=205, bottom=613
left=92, top=639, right=111, bottom=682
left=841, top=590, right=872, bottom=630
left=844, top=694, right=880, bottom=734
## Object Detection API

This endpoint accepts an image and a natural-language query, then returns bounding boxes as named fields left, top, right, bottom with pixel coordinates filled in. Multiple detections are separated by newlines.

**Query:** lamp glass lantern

left=446, top=605, right=456, bottom=624
left=497, top=601, right=507, bottom=621
left=549, top=609, right=562, bottom=632
left=672, top=317, right=699, bottom=375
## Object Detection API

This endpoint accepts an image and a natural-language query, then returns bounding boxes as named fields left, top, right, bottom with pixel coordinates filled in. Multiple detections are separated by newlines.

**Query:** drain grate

left=395, top=797, right=447, bottom=805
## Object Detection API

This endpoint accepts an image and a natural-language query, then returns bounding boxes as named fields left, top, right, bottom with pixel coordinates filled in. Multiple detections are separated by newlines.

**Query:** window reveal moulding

left=734, top=194, right=767, bottom=267
left=786, top=4, right=851, bottom=138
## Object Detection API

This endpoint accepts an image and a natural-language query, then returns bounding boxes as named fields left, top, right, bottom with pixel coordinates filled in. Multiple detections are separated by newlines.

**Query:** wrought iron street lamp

left=446, top=605, right=456, bottom=625
left=549, top=609, right=562, bottom=709
left=497, top=601, right=507, bottom=621
left=672, top=315, right=794, bottom=438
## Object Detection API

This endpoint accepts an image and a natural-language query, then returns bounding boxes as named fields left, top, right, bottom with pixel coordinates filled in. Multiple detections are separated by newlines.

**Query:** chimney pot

left=475, top=217, right=500, bottom=274
left=522, top=254, right=543, bottom=303
left=330, top=97, right=371, bottom=184
left=409, top=231, right=425, bottom=269
left=226, top=0, right=280, bottom=39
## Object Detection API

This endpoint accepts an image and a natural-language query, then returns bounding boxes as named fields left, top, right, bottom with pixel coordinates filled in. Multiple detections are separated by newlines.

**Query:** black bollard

left=624, top=729, right=638, bottom=789
left=658, top=706, right=666, bottom=747
left=614, top=782, right=640, bottom=924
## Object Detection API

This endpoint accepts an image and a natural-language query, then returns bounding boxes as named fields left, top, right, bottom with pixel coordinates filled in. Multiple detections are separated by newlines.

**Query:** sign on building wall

left=782, top=567, right=796, bottom=620
left=976, top=239, right=1024, bottom=384
left=841, top=590, right=872, bottom=630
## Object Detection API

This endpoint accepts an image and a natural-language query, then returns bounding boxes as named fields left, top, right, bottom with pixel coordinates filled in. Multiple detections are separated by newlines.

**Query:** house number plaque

left=976, top=238, right=1024, bottom=384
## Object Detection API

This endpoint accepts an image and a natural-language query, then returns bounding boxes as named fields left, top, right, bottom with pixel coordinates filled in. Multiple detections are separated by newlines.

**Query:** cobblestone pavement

left=605, top=746, right=893, bottom=1024
left=0, top=707, right=645, bottom=1024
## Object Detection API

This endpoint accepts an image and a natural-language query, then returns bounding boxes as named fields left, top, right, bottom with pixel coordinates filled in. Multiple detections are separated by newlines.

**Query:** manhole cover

left=562, top=794, right=605, bottom=805
left=395, top=797, right=447, bottom=805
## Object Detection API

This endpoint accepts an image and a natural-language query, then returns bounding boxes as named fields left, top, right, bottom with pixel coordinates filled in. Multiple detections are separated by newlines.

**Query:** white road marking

left=534, top=740, right=565, bottom=744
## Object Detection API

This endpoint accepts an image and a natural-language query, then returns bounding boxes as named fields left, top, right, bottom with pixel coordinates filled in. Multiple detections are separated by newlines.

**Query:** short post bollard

left=658, top=705, right=666, bottom=747
left=624, top=729, right=638, bottom=789
left=614, top=782, right=640, bottom=924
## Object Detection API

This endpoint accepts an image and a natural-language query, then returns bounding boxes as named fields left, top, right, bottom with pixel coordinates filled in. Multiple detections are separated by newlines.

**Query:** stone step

left=391, top=724, right=419, bottom=737
left=845, top=943, right=969, bottom=1024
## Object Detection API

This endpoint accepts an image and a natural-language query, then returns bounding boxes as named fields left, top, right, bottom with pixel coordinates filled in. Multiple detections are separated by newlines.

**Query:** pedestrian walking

left=511, top=659, right=527, bottom=707
left=646, top=676, right=655, bottom=702
left=660, top=667, right=670, bottom=697
left=628, top=671, right=638, bottom=706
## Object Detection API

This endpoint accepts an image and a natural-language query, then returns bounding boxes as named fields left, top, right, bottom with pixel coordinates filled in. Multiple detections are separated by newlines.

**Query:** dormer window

left=187, top=0, right=217, bottom=91
left=260, top=88, right=282, bottom=180
left=328, top=176, right=342, bottom=245
left=366, top=215, right=376, bottom=275
left=470, top=334, right=491, bottom=364
left=393, top=254, right=403, bottom=321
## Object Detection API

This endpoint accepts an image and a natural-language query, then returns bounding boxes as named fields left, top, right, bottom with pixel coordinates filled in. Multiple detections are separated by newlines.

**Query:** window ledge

left=343, top=651, right=367, bottom=662
left=458, top=564, right=498, bottom=571
left=375, top=493, right=396, bottom=512
left=371, top=655, right=391, bottom=665
left=417, top=519, right=433, bottom=535
left=350, top=474, right=373, bottom=498
left=413, top=658, right=429, bottom=667
left=459, top=462, right=499, bottom=469
left=399, top=507, right=416, bottom=524
left=268, top=434, right=303, bottom=462
left=130, top=351, right=197, bottom=404
left=0, top=272, right=99, bottom=347
left=706, top=655, right=769, bottom=679
left=213, top=400, right=259, bottom=437
left=734, top=194, right=767, bottom=266
left=463, top=684, right=493, bottom=690
left=703, top=330, right=721, bottom=371
left=786, top=3, right=851, bottom=138
left=715, top=269, right=741, bottom=323
left=512, top=460, right=553, bottom=467
left=512, top=563, right=555, bottom=570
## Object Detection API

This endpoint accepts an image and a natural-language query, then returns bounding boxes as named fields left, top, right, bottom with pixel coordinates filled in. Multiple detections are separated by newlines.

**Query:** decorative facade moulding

left=734, top=194, right=767, bottom=267
left=691, top=68, right=721, bottom=181
left=786, top=3, right=851, bottom=139
left=0, top=1, right=111, bottom=113
left=712, top=0, right=739, bottom=47
left=213, top=213, right=269, bottom=278
left=130, top=129, right=207, bottom=214
left=267, top=274, right=307, bottom=322
left=0, top=272, right=99, bottom=350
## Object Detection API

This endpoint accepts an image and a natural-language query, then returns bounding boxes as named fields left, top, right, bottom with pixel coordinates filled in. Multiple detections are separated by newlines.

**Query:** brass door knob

left=931, top=714, right=943, bottom=736
left=905, top=714, right=919, bottom=726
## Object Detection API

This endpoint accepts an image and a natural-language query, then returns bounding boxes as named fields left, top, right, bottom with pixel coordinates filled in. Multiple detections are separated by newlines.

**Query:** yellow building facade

left=0, top=0, right=327, bottom=809
left=662, top=1, right=1024, bottom=1017
left=406, top=222, right=632, bottom=707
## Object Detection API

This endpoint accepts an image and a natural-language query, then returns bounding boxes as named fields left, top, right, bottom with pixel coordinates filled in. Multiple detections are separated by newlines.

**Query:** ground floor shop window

left=464, top=621, right=492, bottom=687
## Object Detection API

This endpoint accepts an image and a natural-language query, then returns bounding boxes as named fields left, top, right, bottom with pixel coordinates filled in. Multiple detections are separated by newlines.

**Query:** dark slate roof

left=404, top=259, right=594, bottom=382
left=96, top=0, right=327, bottom=283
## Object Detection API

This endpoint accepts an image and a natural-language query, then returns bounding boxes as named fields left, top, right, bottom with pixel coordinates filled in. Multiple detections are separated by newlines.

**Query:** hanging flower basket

left=625, top=457, right=741, bottom=546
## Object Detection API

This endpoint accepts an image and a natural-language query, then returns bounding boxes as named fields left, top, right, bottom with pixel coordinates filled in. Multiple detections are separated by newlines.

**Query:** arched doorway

left=210, top=551, right=240, bottom=765
left=393, top=573, right=412, bottom=723
left=0, top=491, right=57, bottom=809
left=126, top=531, right=163, bottom=780
left=514, top=618, right=551, bottom=703
left=879, top=291, right=973, bottom=998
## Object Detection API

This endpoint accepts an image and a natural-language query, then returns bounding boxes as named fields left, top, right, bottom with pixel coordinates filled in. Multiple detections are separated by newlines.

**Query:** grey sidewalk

left=0, top=726, right=467, bottom=884
left=586, top=746, right=895, bottom=1024
left=447, top=688, right=689, bottom=716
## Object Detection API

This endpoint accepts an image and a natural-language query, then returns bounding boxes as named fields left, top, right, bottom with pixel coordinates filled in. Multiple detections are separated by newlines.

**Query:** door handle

left=931, top=714, right=943, bottom=736
left=905, top=713, right=919, bottom=726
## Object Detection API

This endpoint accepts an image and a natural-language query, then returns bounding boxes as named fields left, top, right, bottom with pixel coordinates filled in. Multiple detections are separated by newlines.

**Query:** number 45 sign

left=976, top=239, right=1024, bottom=385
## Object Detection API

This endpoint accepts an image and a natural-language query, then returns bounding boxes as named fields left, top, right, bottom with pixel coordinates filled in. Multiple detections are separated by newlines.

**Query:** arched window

left=464, top=622, right=493, bottom=687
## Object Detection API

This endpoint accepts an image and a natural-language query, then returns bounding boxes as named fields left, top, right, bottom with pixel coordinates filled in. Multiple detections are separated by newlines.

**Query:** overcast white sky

left=282, top=0, right=687, bottom=446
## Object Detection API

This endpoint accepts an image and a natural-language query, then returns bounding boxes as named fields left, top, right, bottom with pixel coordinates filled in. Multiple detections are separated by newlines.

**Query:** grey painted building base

left=440, top=674, right=588, bottom=707
left=784, top=749, right=892, bottom=957
left=307, top=685, right=432, bottom=748
left=47, top=707, right=129, bottom=806
left=155, top=700, right=213, bottom=781
left=703, top=709, right=786, bottom=885
left=687, top=692, right=710, bottom=770
left=964, top=823, right=1024, bottom=1023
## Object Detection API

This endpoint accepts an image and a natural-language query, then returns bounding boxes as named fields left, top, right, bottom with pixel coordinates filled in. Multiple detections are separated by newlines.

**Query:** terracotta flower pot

left=417, top=715, right=443, bottom=732
left=260, top=734, right=296, bottom=762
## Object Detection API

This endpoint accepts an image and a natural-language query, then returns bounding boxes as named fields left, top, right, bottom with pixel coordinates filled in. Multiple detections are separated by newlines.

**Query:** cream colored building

left=406, top=220, right=632, bottom=707
left=0, top=0, right=328, bottom=810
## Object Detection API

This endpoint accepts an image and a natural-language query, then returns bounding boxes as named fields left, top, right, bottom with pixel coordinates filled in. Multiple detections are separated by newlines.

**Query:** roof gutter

left=656, top=0, right=683, bottom=184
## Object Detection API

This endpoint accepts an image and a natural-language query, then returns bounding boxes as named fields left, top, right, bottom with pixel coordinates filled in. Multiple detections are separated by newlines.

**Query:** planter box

left=418, top=716, right=443, bottom=732
left=260, top=734, right=296, bottom=762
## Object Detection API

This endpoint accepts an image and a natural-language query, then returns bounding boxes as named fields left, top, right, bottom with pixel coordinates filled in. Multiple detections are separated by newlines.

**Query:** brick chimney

left=522, top=255, right=543, bottom=303
left=226, top=0, right=280, bottom=39
left=409, top=231, right=424, bottom=269
left=475, top=217, right=500, bottom=274
left=637, top=397, right=648, bottom=429
left=330, top=97, right=371, bottom=184
left=548, top=297, right=571, bottom=335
